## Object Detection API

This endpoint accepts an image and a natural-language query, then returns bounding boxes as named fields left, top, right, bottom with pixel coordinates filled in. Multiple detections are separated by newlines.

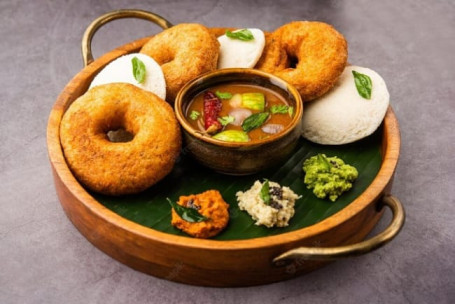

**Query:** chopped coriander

left=189, top=110, right=200, bottom=120
left=217, top=115, right=235, bottom=126
left=216, top=90, right=233, bottom=99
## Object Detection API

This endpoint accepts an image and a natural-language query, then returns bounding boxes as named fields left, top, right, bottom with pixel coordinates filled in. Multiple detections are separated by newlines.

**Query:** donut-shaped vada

left=254, top=31, right=289, bottom=73
left=256, top=21, right=348, bottom=101
left=60, top=83, right=182, bottom=196
left=140, top=23, right=220, bottom=102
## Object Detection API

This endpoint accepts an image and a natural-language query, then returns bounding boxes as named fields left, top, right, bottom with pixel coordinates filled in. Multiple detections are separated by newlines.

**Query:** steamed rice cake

left=89, top=53, right=166, bottom=100
left=301, top=65, right=389, bottom=145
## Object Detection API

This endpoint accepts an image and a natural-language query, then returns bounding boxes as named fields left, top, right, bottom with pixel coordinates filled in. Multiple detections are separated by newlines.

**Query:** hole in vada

left=158, top=52, right=175, bottom=65
left=107, top=128, right=134, bottom=143
left=289, top=55, right=299, bottom=69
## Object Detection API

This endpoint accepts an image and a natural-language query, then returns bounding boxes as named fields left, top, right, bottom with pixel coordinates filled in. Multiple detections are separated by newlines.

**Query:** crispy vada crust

left=257, top=21, right=348, bottom=102
left=208, top=27, right=236, bottom=38
left=254, top=31, right=289, bottom=73
left=60, top=83, right=182, bottom=196
left=171, top=190, right=229, bottom=238
left=140, top=23, right=220, bottom=103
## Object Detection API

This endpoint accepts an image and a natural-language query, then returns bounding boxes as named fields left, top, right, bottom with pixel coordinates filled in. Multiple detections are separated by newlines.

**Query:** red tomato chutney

left=185, top=84, right=294, bottom=142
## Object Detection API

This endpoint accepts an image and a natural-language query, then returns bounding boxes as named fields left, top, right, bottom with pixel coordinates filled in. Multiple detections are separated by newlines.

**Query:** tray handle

left=273, top=195, right=405, bottom=266
left=81, top=9, right=173, bottom=67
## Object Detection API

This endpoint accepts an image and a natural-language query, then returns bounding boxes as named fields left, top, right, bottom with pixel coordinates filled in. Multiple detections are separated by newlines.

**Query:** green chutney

left=303, top=154, right=358, bottom=202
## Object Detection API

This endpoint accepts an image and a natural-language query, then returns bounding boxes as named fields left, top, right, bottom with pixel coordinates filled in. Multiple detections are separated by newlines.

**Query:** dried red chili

left=203, top=91, right=222, bottom=134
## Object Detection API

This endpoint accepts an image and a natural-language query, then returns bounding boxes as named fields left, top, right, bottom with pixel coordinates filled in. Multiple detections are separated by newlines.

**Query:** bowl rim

left=47, top=35, right=401, bottom=251
left=174, top=68, right=303, bottom=147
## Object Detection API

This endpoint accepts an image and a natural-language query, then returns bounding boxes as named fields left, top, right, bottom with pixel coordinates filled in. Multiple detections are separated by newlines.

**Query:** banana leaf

left=91, top=127, right=382, bottom=240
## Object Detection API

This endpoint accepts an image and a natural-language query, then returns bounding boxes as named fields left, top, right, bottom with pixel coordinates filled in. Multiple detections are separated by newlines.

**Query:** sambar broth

left=186, top=84, right=294, bottom=142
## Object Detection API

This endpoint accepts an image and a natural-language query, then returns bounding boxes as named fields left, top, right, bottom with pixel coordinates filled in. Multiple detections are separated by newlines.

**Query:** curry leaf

left=226, top=29, right=254, bottom=41
left=132, top=57, right=146, bottom=84
left=352, top=70, right=372, bottom=99
left=167, top=198, right=208, bottom=223
left=317, top=153, right=331, bottom=172
left=242, top=112, right=269, bottom=132
left=260, top=179, right=270, bottom=205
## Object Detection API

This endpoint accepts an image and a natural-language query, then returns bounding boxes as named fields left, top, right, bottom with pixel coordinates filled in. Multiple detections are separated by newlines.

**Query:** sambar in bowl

left=174, top=68, right=303, bottom=175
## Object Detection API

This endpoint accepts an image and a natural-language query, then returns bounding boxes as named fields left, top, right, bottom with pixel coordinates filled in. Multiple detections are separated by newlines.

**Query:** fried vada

left=140, top=23, right=220, bottom=103
left=208, top=27, right=236, bottom=38
left=60, top=83, right=181, bottom=196
left=254, top=31, right=289, bottom=73
left=256, top=21, right=348, bottom=101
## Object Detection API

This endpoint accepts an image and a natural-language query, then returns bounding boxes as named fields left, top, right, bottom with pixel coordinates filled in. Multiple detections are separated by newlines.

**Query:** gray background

left=1, top=0, right=454, bottom=303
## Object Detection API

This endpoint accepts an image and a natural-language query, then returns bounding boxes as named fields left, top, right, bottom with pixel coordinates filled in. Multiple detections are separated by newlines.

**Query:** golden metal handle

left=81, top=9, right=173, bottom=67
left=273, top=195, right=405, bottom=266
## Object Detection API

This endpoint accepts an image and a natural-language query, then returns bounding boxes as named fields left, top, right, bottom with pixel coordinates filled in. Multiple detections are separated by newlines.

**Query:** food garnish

left=170, top=190, right=229, bottom=238
left=241, top=92, right=265, bottom=111
left=270, top=104, right=294, bottom=115
left=217, top=115, right=235, bottom=126
left=167, top=198, right=208, bottom=223
left=269, top=104, right=288, bottom=114
left=213, top=130, right=249, bottom=142
left=242, top=112, right=269, bottom=132
left=225, top=29, right=255, bottom=41
left=318, top=153, right=331, bottom=171
left=259, top=179, right=271, bottom=204
left=303, top=154, right=358, bottom=202
left=216, top=90, right=233, bottom=99
left=203, top=91, right=222, bottom=134
left=131, top=56, right=146, bottom=84
left=189, top=110, right=200, bottom=120
left=352, top=70, right=372, bottom=99
left=236, top=180, right=301, bottom=228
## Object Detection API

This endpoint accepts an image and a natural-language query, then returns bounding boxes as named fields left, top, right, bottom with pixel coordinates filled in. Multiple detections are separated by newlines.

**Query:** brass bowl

left=174, top=68, right=304, bottom=175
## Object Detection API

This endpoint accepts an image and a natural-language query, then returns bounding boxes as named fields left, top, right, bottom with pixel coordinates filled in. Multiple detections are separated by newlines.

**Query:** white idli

left=217, top=28, right=265, bottom=69
left=301, top=65, right=389, bottom=145
left=89, top=53, right=166, bottom=100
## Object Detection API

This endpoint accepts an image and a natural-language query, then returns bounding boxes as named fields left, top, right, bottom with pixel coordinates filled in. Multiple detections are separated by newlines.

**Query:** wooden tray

left=47, top=10, right=404, bottom=286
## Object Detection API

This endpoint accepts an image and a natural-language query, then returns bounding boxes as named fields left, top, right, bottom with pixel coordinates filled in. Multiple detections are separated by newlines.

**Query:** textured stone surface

left=1, top=0, right=454, bottom=303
